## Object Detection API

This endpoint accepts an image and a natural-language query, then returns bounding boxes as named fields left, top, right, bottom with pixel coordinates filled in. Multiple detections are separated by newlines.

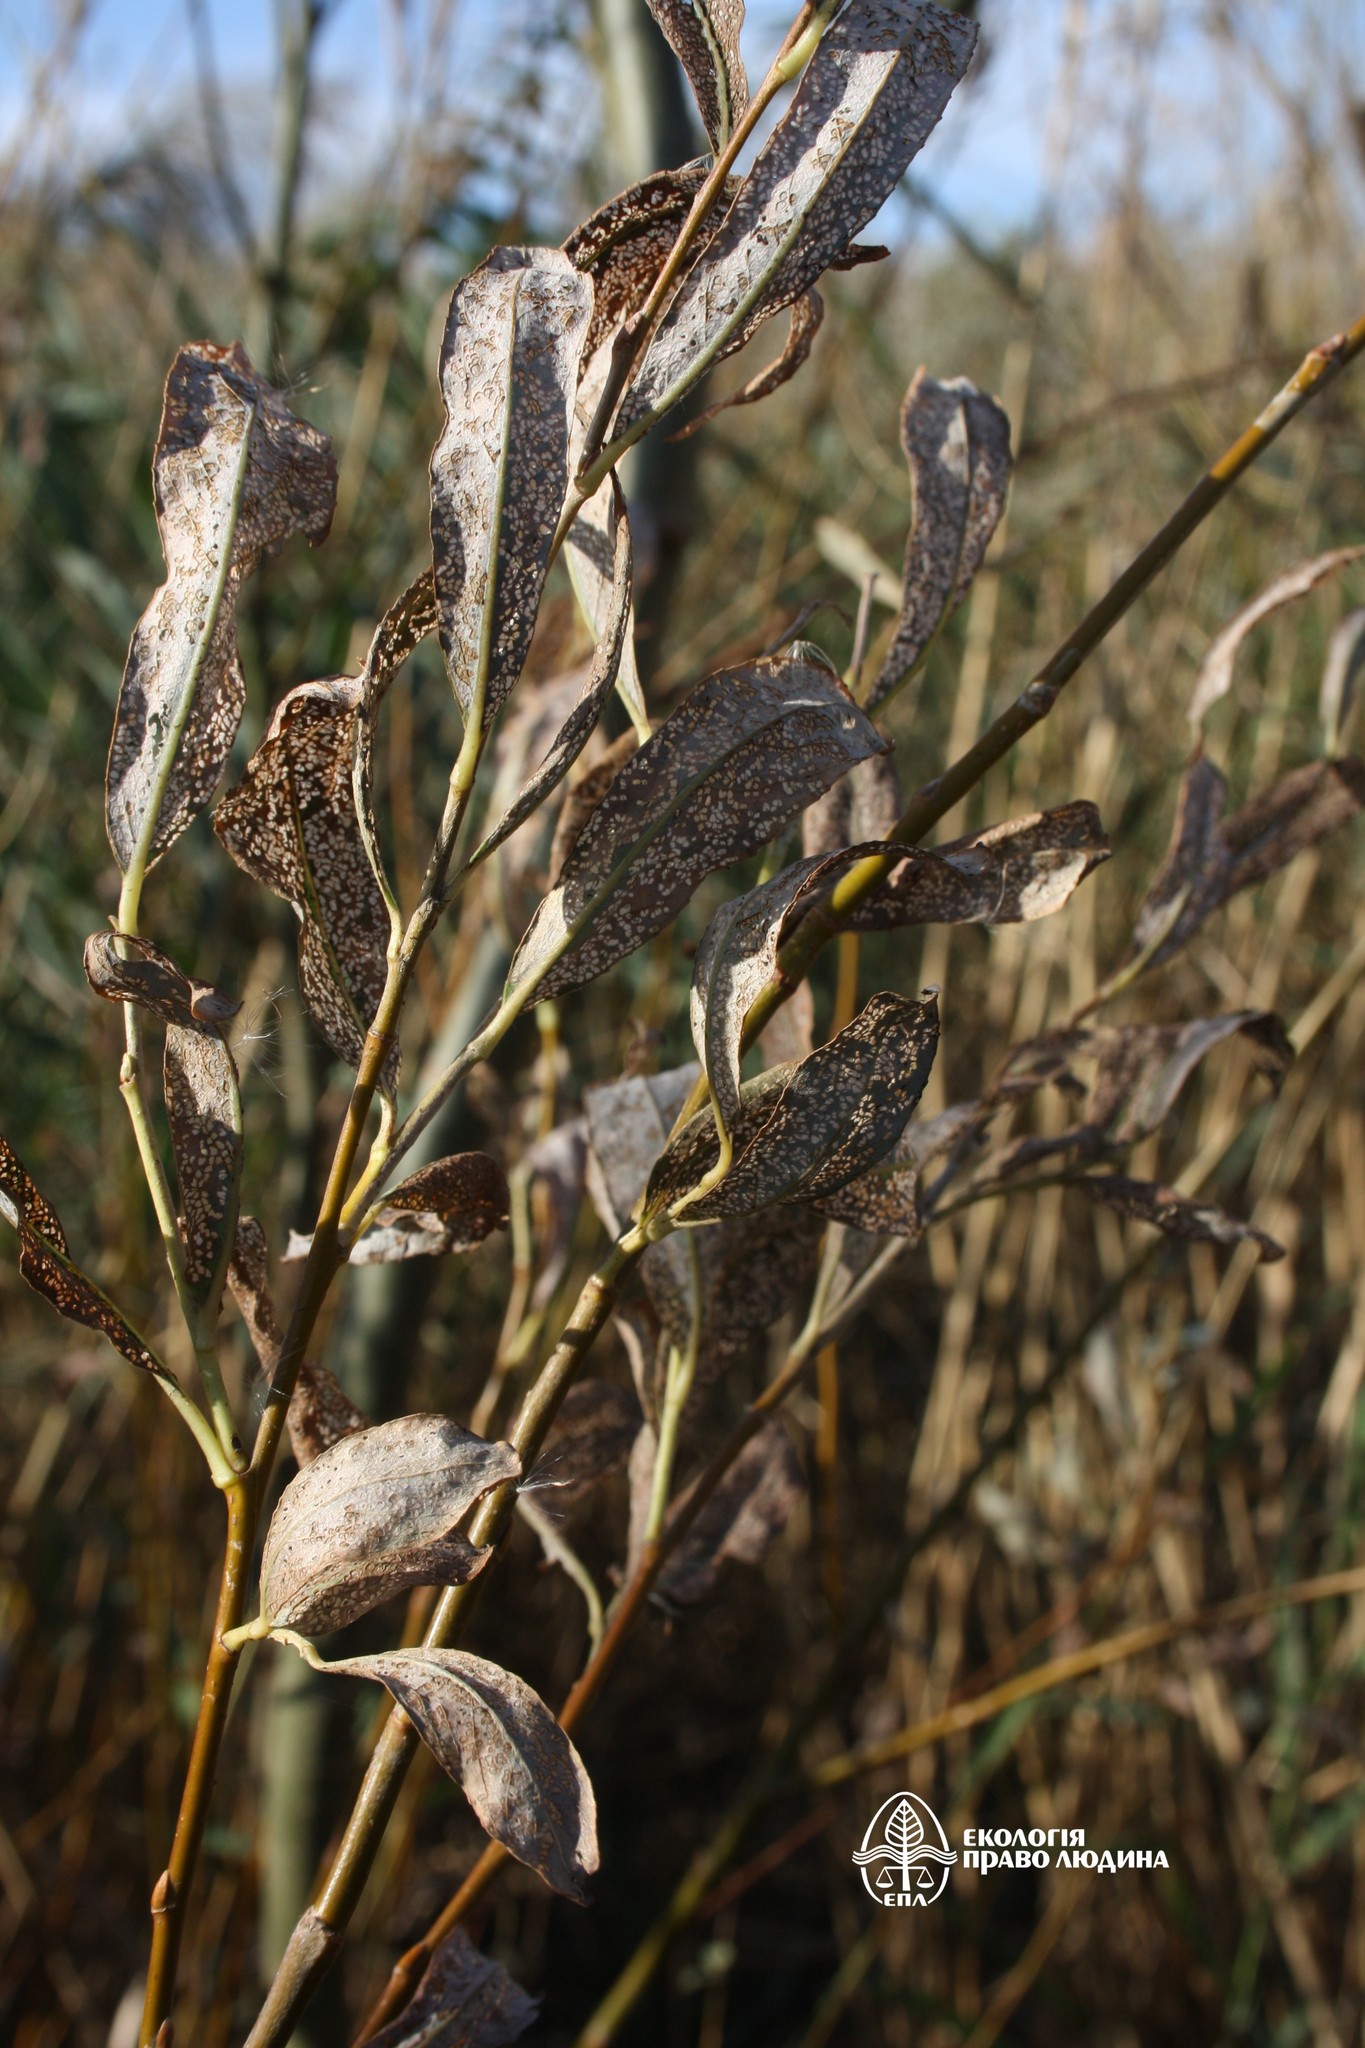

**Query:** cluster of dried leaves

left=4, top=2, right=1365, bottom=2042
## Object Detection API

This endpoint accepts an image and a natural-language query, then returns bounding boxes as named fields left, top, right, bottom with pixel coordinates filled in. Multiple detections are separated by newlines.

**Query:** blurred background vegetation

left=5, top=2, right=1365, bottom=2044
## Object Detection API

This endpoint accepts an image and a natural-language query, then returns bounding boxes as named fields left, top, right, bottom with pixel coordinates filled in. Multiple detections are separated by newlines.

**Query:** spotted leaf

left=647, top=989, right=939, bottom=1221
left=324, top=1647, right=598, bottom=1901
left=506, top=651, right=888, bottom=1002
left=1078, top=1175, right=1284, bottom=1263
left=214, top=582, right=434, bottom=1090
left=432, top=248, right=592, bottom=735
left=646, top=0, right=748, bottom=149
left=616, top=1, right=977, bottom=442
left=0, top=1136, right=166, bottom=1379
left=260, top=1415, right=520, bottom=1635
left=106, top=342, right=334, bottom=872
left=868, top=369, right=1013, bottom=709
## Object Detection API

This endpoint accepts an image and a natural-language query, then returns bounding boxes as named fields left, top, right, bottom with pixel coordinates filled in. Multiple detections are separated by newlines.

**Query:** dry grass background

left=4, top=2, right=1365, bottom=2044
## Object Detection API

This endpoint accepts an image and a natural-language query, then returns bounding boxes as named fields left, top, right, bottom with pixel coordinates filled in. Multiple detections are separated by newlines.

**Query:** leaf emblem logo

left=852, top=1791, right=956, bottom=1907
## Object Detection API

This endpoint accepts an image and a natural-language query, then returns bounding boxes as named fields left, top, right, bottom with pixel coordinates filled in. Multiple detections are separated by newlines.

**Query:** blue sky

left=0, top=0, right=1357, bottom=248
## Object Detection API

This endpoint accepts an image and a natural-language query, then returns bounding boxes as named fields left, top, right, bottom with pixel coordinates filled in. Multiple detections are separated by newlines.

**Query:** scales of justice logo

left=853, top=1792, right=957, bottom=1907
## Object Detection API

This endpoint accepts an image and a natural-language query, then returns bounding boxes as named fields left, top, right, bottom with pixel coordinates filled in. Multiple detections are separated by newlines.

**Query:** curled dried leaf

left=325, top=1647, right=598, bottom=1900
left=83, top=931, right=240, bottom=1028
left=660, top=1421, right=803, bottom=1604
left=691, top=850, right=852, bottom=1141
left=646, top=0, right=748, bottom=149
left=260, top=1415, right=520, bottom=1635
left=565, top=163, right=711, bottom=362
left=284, top=1152, right=510, bottom=1266
left=1, top=1136, right=162, bottom=1376
left=507, top=651, right=888, bottom=1002
left=868, top=368, right=1013, bottom=709
left=216, top=677, right=397, bottom=1084
left=227, top=1218, right=368, bottom=1466
left=366, top=1927, right=538, bottom=2048
left=432, top=248, right=592, bottom=734
left=216, top=575, right=434, bottom=1089
left=648, top=989, right=939, bottom=1222
left=1078, top=1175, right=1284, bottom=1263
left=1129, top=753, right=1365, bottom=974
left=842, top=803, right=1111, bottom=929
left=84, top=931, right=244, bottom=1316
left=106, top=342, right=335, bottom=871
left=1189, top=546, right=1365, bottom=734
left=618, top=1, right=977, bottom=441
left=385, top=1154, right=512, bottom=1227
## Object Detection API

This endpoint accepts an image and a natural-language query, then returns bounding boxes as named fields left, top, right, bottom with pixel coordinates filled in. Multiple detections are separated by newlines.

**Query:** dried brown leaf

left=106, top=342, right=334, bottom=871
left=646, top=0, right=748, bottom=148
left=565, top=162, right=711, bottom=362
left=326, top=1647, right=598, bottom=1900
left=843, top=802, right=1110, bottom=929
left=260, top=1415, right=520, bottom=1634
left=283, top=1153, right=509, bottom=1267
left=800, top=1135, right=923, bottom=1237
left=959, top=1010, right=1293, bottom=1191
left=1130, top=754, right=1365, bottom=972
left=1078, top=1175, right=1284, bottom=1263
left=432, top=248, right=591, bottom=734
left=366, top=1928, right=537, bottom=2048
left=508, top=651, right=888, bottom=1001
left=84, top=931, right=244, bottom=1311
left=213, top=580, right=432, bottom=1090
left=384, top=1154, right=512, bottom=1229
left=474, top=481, right=633, bottom=863
left=83, top=931, right=240, bottom=1029
left=659, top=1421, right=803, bottom=1604
left=585, top=1064, right=818, bottom=1378
left=647, top=989, right=939, bottom=1221
left=618, top=2, right=976, bottom=440
left=868, top=368, right=1012, bottom=709
left=0, top=1136, right=162, bottom=1376
left=163, top=1023, right=241, bottom=1311
left=1189, top=547, right=1365, bottom=733
left=227, top=1218, right=368, bottom=1466
left=691, top=849, right=854, bottom=1140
